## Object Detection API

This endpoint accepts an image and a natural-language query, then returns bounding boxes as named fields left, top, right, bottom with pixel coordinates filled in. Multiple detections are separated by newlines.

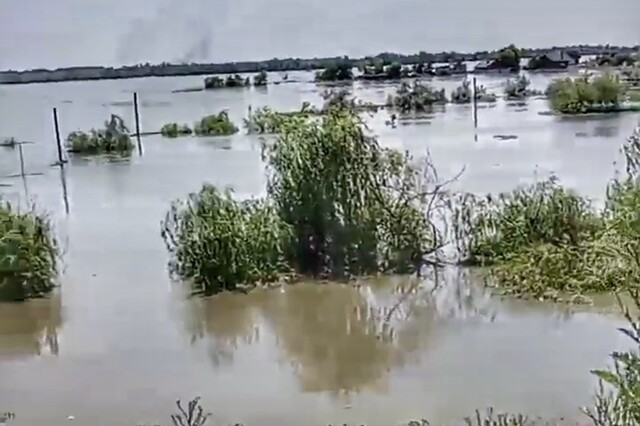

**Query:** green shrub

left=66, top=114, right=134, bottom=155
left=315, top=62, right=354, bottom=82
left=193, top=112, right=239, bottom=137
left=161, top=186, right=292, bottom=294
left=586, top=291, right=640, bottom=425
left=451, top=79, right=497, bottom=104
left=244, top=104, right=315, bottom=134
left=0, top=203, right=59, bottom=301
left=547, top=73, right=623, bottom=114
left=504, top=74, right=540, bottom=100
left=454, top=125, right=640, bottom=299
left=387, top=81, right=448, bottom=112
left=163, top=104, right=451, bottom=292
left=204, top=76, right=224, bottom=89
left=453, top=177, right=612, bottom=298
left=160, top=123, right=192, bottom=138
left=262, top=107, right=440, bottom=277
left=496, top=44, right=521, bottom=70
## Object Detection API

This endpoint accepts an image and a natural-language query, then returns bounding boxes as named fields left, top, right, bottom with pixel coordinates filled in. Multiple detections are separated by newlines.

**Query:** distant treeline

left=0, top=44, right=638, bottom=85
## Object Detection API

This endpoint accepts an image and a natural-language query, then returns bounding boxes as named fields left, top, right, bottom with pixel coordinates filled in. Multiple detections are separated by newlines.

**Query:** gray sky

left=0, top=0, right=638, bottom=70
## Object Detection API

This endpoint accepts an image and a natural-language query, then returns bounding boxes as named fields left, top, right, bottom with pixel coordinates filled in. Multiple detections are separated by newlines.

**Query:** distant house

left=432, top=61, right=467, bottom=77
left=526, top=49, right=581, bottom=70
left=474, top=60, right=514, bottom=73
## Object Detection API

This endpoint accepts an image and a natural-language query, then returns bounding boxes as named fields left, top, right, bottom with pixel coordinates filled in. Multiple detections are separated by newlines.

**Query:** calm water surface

left=0, top=73, right=638, bottom=425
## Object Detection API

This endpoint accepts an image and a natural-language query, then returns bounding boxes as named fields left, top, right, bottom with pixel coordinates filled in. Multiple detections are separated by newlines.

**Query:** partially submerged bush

left=451, top=79, right=497, bottom=104
left=586, top=291, right=640, bottom=425
left=456, top=177, right=602, bottom=265
left=161, top=186, right=291, bottom=294
left=225, top=74, right=249, bottom=88
left=66, top=114, right=134, bottom=155
left=321, top=89, right=380, bottom=113
left=204, top=74, right=249, bottom=89
left=0, top=203, right=59, bottom=301
left=193, top=112, right=239, bottom=137
left=244, top=104, right=316, bottom=134
left=160, top=123, right=192, bottom=138
left=263, top=107, right=444, bottom=277
left=164, top=105, right=453, bottom=293
left=387, top=81, right=448, bottom=112
left=504, top=74, right=540, bottom=100
left=253, top=70, right=268, bottom=86
left=547, top=73, right=624, bottom=114
left=204, top=76, right=224, bottom=89
left=454, top=125, right=640, bottom=299
left=315, top=62, right=354, bottom=82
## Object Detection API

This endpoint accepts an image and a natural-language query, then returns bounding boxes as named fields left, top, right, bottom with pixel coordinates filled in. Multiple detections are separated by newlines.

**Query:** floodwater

left=0, top=72, right=639, bottom=426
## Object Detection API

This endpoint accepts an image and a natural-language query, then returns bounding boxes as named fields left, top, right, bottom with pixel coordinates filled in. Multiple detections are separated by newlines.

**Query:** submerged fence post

left=17, top=143, right=25, bottom=177
left=133, top=92, right=142, bottom=156
left=472, top=77, right=479, bottom=128
left=52, top=107, right=64, bottom=167
left=60, top=166, right=70, bottom=215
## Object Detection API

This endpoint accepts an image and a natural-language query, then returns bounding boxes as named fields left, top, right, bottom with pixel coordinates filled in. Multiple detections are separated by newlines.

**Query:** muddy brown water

left=0, top=71, right=639, bottom=426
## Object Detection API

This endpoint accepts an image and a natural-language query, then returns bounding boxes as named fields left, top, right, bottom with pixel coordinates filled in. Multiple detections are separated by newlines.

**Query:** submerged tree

left=66, top=114, right=134, bottom=155
left=193, top=112, right=239, bottom=136
left=504, top=74, right=540, bottom=100
left=315, top=62, right=354, bottom=82
left=163, top=103, right=455, bottom=293
left=451, top=79, right=497, bottom=104
left=387, top=81, right=448, bottom=112
left=253, top=70, right=268, bottom=86
left=496, top=44, right=522, bottom=70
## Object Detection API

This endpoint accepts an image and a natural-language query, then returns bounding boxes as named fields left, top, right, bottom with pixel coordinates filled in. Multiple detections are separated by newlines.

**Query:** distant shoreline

left=1, top=44, right=637, bottom=86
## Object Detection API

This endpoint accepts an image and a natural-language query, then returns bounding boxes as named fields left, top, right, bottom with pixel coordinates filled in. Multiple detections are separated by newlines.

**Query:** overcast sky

left=0, top=0, right=637, bottom=70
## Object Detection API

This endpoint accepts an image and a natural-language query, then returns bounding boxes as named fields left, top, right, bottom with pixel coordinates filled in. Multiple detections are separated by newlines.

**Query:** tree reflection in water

left=183, top=291, right=264, bottom=367
left=0, top=293, right=63, bottom=359
left=183, top=267, right=574, bottom=396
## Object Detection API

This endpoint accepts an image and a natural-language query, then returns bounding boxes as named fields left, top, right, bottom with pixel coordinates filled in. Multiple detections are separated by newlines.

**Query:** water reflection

left=182, top=269, right=572, bottom=397
left=183, top=292, right=263, bottom=367
left=0, top=293, right=63, bottom=359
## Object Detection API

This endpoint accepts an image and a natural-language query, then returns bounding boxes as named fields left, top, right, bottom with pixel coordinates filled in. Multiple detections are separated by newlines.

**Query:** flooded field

left=0, top=71, right=639, bottom=426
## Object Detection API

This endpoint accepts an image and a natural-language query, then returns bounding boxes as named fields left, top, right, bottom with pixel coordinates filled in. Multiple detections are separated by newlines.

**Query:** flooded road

left=0, top=72, right=638, bottom=425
